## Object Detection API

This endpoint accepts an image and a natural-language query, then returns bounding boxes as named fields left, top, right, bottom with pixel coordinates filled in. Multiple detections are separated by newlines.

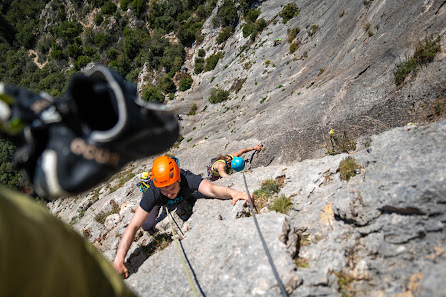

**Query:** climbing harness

left=242, top=171, right=288, bottom=297
left=138, top=180, right=150, bottom=193
left=165, top=206, right=199, bottom=297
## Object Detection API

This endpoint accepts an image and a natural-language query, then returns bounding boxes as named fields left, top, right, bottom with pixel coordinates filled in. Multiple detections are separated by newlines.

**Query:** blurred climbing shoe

left=0, top=65, right=179, bottom=199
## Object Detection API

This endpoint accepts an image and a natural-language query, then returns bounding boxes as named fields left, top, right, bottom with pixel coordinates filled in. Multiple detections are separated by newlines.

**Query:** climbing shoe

left=0, top=65, right=179, bottom=199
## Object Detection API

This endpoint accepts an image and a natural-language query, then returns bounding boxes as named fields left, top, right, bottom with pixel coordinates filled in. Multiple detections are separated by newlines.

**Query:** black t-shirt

left=139, top=169, right=203, bottom=212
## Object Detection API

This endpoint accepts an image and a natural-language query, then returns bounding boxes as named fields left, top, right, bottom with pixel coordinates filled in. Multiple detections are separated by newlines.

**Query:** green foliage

left=209, top=87, right=229, bottom=104
left=140, top=233, right=172, bottom=257
left=159, top=75, right=176, bottom=93
left=52, top=21, right=83, bottom=40
left=16, top=20, right=38, bottom=49
left=179, top=76, right=193, bottom=91
left=131, top=0, right=147, bottom=19
left=142, top=85, right=165, bottom=103
left=177, top=18, right=203, bottom=46
left=74, top=56, right=92, bottom=71
left=121, top=0, right=129, bottom=10
left=239, top=0, right=256, bottom=15
left=198, top=48, right=206, bottom=57
left=95, top=199, right=121, bottom=224
left=216, top=27, right=233, bottom=44
left=287, top=27, right=300, bottom=43
left=246, top=9, right=260, bottom=23
left=242, top=22, right=256, bottom=38
left=253, top=177, right=284, bottom=212
left=194, top=57, right=205, bottom=74
left=335, top=271, right=354, bottom=297
left=187, top=103, right=198, bottom=115
left=269, top=195, right=292, bottom=214
left=290, top=40, right=300, bottom=53
left=160, top=42, right=185, bottom=75
left=394, top=35, right=441, bottom=85
left=0, top=138, right=24, bottom=190
left=309, top=24, right=320, bottom=36
left=101, top=1, right=117, bottom=15
left=205, top=51, right=224, bottom=71
left=279, top=3, right=300, bottom=23
left=216, top=0, right=238, bottom=28
left=326, top=130, right=356, bottom=155
left=339, top=157, right=361, bottom=182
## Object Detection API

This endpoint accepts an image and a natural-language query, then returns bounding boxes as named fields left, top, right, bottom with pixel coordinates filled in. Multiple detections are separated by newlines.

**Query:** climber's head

left=151, top=156, right=181, bottom=198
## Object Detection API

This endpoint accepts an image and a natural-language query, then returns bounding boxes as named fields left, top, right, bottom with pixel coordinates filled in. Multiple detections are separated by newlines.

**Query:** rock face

left=49, top=119, right=446, bottom=297
left=48, top=0, right=446, bottom=296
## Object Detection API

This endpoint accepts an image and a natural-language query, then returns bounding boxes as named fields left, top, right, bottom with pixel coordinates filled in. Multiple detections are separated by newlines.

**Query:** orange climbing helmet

left=150, top=156, right=180, bottom=188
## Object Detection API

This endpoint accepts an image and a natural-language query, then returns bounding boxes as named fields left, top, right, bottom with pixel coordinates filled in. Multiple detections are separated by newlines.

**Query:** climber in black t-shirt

left=113, top=156, right=252, bottom=279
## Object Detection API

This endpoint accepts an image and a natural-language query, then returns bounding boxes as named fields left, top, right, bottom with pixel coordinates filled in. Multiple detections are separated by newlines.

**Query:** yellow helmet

left=141, top=171, right=149, bottom=180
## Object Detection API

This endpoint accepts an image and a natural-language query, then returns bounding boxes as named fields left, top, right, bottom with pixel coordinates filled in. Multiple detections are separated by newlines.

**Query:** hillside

left=19, top=0, right=446, bottom=296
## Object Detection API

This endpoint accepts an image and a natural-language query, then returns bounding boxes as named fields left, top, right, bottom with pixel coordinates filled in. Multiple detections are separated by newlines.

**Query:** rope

left=242, top=171, right=289, bottom=297
left=165, top=206, right=199, bottom=297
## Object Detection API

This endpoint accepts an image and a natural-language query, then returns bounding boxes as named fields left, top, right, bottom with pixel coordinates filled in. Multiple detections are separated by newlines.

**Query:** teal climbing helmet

left=231, top=157, right=245, bottom=172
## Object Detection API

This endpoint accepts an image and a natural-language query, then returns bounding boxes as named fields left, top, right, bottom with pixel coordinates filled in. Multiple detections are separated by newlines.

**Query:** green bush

left=217, top=0, right=238, bottom=28
left=209, top=87, right=229, bottom=104
left=309, top=24, right=319, bottom=36
left=255, top=18, right=267, bottom=32
left=194, top=57, right=205, bottom=74
left=269, top=195, right=292, bottom=214
left=279, top=3, right=300, bottom=23
left=187, top=103, right=198, bottom=115
left=142, top=85, right=165, bottom=103
left=339, top=157, right=361, bottom=181
left=243, top=23, right=256, bottom=38
left=177, top=19, right=204, bottom=46
left=246, top=9, right=260, bottom=23
left=179, top=76, right=193, bottom=91
left=289, top=40, right=301, bottom=53
left=74, top=56, right=92, bottom=70
left=198, top=48, right=206, bottom=57
left=394, top=35, right=441, bottom=85
left=159, top=75, right=176, bottom=93
left=101, top=1, right=117, bottom=15
left=205, top=52, right=224, bottom=71
left=287, top=27, right=300, bottom=43
left=216, top=27, right=233, bottom=44
left=0, top=139, right=25, bottom=191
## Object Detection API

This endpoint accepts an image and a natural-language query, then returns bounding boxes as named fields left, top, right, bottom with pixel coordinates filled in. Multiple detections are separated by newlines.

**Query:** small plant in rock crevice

left=140, top=233, right=172, bottom=257
left=253, top=176, right=285, bottom=213
left=394, top=35, right=441, bottom=85
left=338, top=157, right=361, bottom=181
left=187, top=103, right=198, bottom=115
left=94, top=199, right=121, bottom=224
left=326, top=129, right=356, bottom=155
left=269, top=194, right=292, bottom=214
left=335, top=271, right=355, bottom=297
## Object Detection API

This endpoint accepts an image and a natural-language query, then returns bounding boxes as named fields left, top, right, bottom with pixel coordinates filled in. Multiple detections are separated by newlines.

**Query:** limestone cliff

left=49, top=0, right=446, bottom=296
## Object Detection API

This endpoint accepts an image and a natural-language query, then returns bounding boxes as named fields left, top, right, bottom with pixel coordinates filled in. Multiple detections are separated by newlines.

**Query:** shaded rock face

left=47, top=0, right=446, bottom=296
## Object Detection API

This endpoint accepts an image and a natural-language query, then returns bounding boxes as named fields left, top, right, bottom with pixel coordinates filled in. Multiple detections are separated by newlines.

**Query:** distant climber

left=113, top=156, right=253, bottom=279
left=207, top=144, right=262, bottom=181
left=273, top=38, right=282, bottom=46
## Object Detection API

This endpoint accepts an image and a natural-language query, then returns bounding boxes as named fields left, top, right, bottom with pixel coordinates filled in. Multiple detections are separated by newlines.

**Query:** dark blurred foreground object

left=0, top=185, right=137, bottom=297
left=0, top=65, right=179, bottom=199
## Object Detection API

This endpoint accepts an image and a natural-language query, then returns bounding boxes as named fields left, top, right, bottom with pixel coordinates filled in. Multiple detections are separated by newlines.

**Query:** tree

left=142, top=85, right=164, bottom=103
left=0, top=138, right=24, bottom=190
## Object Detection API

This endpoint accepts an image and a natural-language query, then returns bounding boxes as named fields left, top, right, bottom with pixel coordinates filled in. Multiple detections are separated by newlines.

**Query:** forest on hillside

left=0, top=0, right=267, bottom=190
